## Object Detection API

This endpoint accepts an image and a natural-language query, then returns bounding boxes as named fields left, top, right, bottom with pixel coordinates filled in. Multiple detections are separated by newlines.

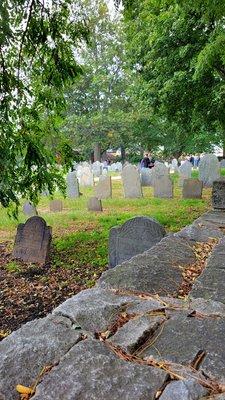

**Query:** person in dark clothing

left=149, top=156, right=155, bottom=168
left=141, top=154, right=151, bottom=168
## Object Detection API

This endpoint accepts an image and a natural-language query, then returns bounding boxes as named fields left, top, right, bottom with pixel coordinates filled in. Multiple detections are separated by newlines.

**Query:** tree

left=121, top=0, right=225, bottom=156
left=0, top=0, right=88, bottom=214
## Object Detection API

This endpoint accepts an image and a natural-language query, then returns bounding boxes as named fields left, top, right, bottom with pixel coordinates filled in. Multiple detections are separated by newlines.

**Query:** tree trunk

left=94, top=142, right=101, bottom=162
left=120, top=145, right=126, bottom=162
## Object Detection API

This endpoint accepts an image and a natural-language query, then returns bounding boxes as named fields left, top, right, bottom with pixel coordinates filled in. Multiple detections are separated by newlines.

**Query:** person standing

left=141, top=153, right=151, bottom=168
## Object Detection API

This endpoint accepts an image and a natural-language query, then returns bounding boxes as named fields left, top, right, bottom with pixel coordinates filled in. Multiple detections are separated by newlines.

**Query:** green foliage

left=0, top=0, right=89, bottom=213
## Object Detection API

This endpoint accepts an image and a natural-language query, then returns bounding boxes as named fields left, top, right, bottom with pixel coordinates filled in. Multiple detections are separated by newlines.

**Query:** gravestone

left=178, top=160, right=192, bottom=186
left=154, top=176, right=173, bottom=198
left=199, top=154, right=220, bottom=187
left=171, top=158, right=179, bottom=172
left=87, top=197, right=103, bottom=212
left=212, top=179, right=225, bottom=209
left=66, top=171, right=79, bottom=198
left=23, top=202, right=38, bottom=217
left=92, top=161, right=102, bottom=177
left=12, top=216, right=52, bottom=264
left=95, top=176, right=112, bottom=199
left=115, top=162, right=122, bottom=172
left=79, top=167, right=94, bottom=187
left=182, top=179, right=203, bottom=199
left=50, top=200, right=63, bottom=212
left=140, top=168, right=153, bottom=186
left=151, top=162, right=169, bottom=185
left=220, top=159, right=225, bottom=168
left=122, top=165, right=143, bottom=198
left=109, top=216, right=166, bottom=268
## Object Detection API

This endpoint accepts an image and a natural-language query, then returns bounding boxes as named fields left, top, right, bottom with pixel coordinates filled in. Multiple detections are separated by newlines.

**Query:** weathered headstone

left=212, top=179, right=225, bottom=209
left=109, top=216, right=166, bottom=267
left=199, top=154, right=220, bottom=187
left=92, top=161, right=102, bottom=177
left=220, top=159, right=225, bottom=168
left=178, top=160, right=192, bottom=186
left=12, top=216, right=52, bottom=264
left=122, top=165, right=143, bottom=198
left=79, top=167, right=94, bottom=187
left=95, top=176, right=112, bottom=199
left=49, top=200, right=63, bottom=212
left=171, top=158, right=179, bottom=172
left=66, top=171, right=79, bottom=198
left=23, top=202, right=38, bottom=217
left=140, top=168, right=153, bottom=186
left=151, top=162, right=169, bottom=185
left=154, top=176, right=173, bottom=198
left=87, top=197, right=103, bottom=212
left=182, top=179, right=203, bottom=199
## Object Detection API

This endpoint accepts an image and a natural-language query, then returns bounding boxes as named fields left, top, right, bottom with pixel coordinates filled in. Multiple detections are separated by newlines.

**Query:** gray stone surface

left=109, top=216, right=166, bottom=268
left=159, top=379, right=208, bottom=400
left=49, top=199, right=63, bottom=212
left=79, top=166, right=94, bottom=187
left=191, top=237, right=225, bottom=303
left=212, top=179, right=225, bottom=209
left=95, top=176, right=112, bottom=199
left=66, top=171, right=80, bottom=198
left=176, top=222, right=224, bottom=242
left=53, top=288, right=138, bottom=332
left=87, top=196, right=103, bottom=211
left=109, top=315, right=165, bottom=354
left=182, top=179, right=203, bottom=199
left=178, top=161, right=192, bottom=186
left=122, top=165, right=143, bottom=198
left=32, top=339, right=167, bottom=400
left=199, top=154, right=220, bottom=187
left=140, top=168, right=153, bottom=186
left=101, top=236, right=195, bottom=295
left=220, top=159, right=225, bottom=168
left=0, top=314, right=82, bottom=400
left=12, top=216, right=52, bottom=264
left=92, top=161, right=102, bottom=177
left=23, top=201, right=38, bottom=216
left=152, top=162, right=169, bottom=185
left=141, top=312, right=225, bottom=381
left=154, top=175, right=173, bottom=198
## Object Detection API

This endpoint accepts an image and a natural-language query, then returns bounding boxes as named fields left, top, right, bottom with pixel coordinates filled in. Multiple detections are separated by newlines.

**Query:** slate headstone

left=154, top=176, right=173, bottom=198
left=140, top=168, right=153, bottom=186
left=23, top=202, right=38, bottom=217
left=12, top=216, right=52, bottom=264
left=122, top=165, right=143, bottom=198
left=109, top=216, right=166, bottom=267
left=87, top=197, right=103, bottom=212
left=182, top=179, right=203, bottom=199
left=49, top=200, right=63, bottom=212
left=95, top=176, right=112, bottom=199
left=178, top=160, right=192, bottom=186
left=66, top=171, right=79, bottom=198
left=212, top=179, right=225, bottom=209
left=199, top=154, right=220, bottom=187
left=79, top=167, right=94, bottom=187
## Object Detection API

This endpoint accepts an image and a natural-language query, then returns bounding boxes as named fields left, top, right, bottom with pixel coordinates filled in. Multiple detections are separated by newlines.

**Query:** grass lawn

left=0, top=171, right=212, bottom=333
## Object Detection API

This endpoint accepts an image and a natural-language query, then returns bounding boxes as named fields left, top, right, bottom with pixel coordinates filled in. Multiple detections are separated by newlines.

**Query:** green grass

left=0, top=173, right=213, bottom=271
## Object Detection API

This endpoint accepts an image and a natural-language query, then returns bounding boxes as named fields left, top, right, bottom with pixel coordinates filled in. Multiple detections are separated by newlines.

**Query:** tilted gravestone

left=23, top=202, right=38, bottom=217
left=109, top=216, right=166, bottom=268
left=199, top=154, right=220, bottom=187
left=12, top=216, right=52, bottom=264
left=212, top=179, right=225, bottom=209
left=182, top=179, right=203, bottom=199
left=95, top=176, right=112, bottom=199
left=122, top=165, right=143, bottom=198
left=154, top=176, right=173, bottom=198
left=87, top=197, right=103, bottom=212
left=66, top=171, right=79, bottom=198
left=178, top=160, right=192, bottom=186
left=140, top=168, right=153, bottom=187
left=50, top=200, right=63, bottom=212
left=79, top=167, right=94, bottom=187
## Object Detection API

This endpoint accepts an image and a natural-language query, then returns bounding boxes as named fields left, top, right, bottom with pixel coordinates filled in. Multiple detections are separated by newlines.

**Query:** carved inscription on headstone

left=12, top=216, right=52, bottom=264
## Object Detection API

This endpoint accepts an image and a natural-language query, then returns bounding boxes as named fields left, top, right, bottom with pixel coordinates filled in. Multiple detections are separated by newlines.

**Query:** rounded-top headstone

left=199, top=154, right=220, bottom=187
left=109, top=216, right=166, bottom=268
left=23, top=202, right=38, bottom=217
left=212, top=178, right=225, bottom=209
left=122, top=165, right=142, bottom=198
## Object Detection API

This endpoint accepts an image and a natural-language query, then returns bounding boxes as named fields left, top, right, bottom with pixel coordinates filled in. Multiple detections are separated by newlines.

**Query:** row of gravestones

left=12, top=179, right=225, bottom=268
left=74, top=161, right=123, bottom=178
